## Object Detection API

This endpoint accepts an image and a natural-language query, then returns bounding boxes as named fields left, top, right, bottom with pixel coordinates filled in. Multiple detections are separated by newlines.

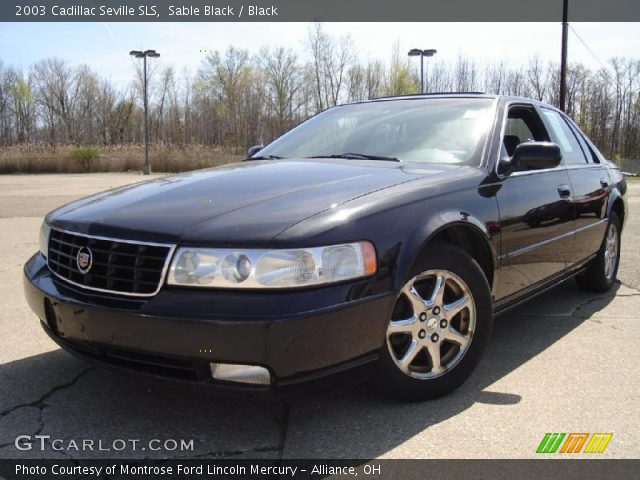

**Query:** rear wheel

left=576, top=212, right=621, bottom=292
left=370, top=243, right=492, bottom=401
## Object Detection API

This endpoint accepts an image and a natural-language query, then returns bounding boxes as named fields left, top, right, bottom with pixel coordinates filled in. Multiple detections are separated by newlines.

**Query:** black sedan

left=24, top=94, right=627, bottom=400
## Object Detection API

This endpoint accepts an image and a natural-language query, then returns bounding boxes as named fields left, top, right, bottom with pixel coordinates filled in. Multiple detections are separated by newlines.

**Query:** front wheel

left=370, top=243, right=493, bottom=401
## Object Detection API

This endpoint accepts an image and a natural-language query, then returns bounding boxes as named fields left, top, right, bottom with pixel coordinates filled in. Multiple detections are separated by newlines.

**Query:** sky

left=0, top=22, right=638, bottom=86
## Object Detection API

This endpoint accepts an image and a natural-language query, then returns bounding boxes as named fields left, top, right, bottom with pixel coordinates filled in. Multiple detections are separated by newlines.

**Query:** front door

left=495, top=104, right=576, bottom=300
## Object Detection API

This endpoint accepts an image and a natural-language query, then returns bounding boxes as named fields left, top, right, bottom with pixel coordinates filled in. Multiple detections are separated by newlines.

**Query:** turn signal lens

left=362, top=241, right=377, bottom=275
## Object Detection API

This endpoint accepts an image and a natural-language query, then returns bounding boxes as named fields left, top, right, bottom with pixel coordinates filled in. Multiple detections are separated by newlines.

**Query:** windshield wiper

left=244, top=155, right=286, bottom=161
left=307, top=153, right=401, bottom=162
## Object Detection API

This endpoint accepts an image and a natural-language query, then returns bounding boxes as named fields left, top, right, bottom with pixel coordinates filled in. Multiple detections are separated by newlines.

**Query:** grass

left=0, top=144, right=244, bottom=174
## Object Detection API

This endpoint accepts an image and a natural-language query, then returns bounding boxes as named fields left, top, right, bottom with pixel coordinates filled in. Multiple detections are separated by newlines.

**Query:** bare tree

left=387, top=42, right=415, bottom=95
left=485, top=60, right=507, bottom=95
left=8, top=68, right=37, bottom=143
left=454, top=55, right=479, bottom=92
left=2, top=29, right=640, bottom=162
left=526, top=55, right=550, bottom=101
left=32, top=58, right=79, bottom=143
left=260, top=47, right=304, bottom=137
left=306, top=24, right=354, bottom=109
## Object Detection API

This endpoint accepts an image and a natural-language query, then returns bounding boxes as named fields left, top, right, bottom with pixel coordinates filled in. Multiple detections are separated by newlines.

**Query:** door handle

left=600, top=178, right=609, bottom=188
left=557, top=184, right=572, bottom=198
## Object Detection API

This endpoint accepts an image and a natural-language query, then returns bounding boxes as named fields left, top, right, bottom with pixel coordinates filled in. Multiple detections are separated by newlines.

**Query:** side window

left=504, top=118, right=534, bottom=157
left=565, top=117, right=600, bottom=164
left=541, top=109, right=588, bottom=165
left=502, top=105, right=549, bottom=160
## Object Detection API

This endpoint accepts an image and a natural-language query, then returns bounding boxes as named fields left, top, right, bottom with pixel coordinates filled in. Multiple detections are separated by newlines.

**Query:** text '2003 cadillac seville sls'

left=24, top=94, right=627, bottom=400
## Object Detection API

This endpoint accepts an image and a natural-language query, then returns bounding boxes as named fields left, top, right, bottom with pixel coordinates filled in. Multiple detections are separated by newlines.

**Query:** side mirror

left=501, top=142, right=562, bottom=174
left=247, top=144, right=263, bottom=158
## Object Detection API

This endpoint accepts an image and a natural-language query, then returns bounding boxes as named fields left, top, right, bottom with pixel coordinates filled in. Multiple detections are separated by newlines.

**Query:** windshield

left=257, top=98, right=496, bottom=165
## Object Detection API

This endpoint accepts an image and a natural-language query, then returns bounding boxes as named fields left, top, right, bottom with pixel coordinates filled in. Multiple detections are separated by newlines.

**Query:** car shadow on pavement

left=280, top=280, right=622, bottom=458
left=0, top=281, right=620, bottom=459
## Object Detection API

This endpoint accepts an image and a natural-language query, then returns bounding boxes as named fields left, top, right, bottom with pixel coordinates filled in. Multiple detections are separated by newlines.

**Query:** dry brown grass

left=0, top=144, right=245, bottom=174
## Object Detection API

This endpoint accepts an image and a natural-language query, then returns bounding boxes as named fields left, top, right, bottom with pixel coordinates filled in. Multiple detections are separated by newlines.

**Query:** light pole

left=408, top=48, right=437, bottom=94
left=130, top=49, right=160, bottom=175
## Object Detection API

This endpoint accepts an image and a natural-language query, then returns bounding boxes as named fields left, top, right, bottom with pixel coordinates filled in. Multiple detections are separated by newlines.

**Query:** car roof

left=352, top=92, right=557, bottom=110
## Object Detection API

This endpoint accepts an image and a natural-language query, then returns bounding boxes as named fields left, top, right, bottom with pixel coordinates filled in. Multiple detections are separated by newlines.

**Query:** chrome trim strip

left=509, top=163, right=605, bottom=178
left=493, top=258, right=593, bottom=317
left=478, top=98, right=501, bottom=168
left=573, top=219, right=607, bottom=234
left=565, top=164, right=604, bottom=171
left=492, top=100, right=511, bottom=175
left=48, top=226, right=175, bottom=248
left=499, top=219, right=607, bottom=260
left=509, top=166, right=564, bottom=177
left=46, top=226, right=176, bottom=298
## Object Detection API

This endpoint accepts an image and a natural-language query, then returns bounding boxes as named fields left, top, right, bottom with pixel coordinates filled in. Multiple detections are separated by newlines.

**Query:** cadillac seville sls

left=24, top=94, right=627, bottom=400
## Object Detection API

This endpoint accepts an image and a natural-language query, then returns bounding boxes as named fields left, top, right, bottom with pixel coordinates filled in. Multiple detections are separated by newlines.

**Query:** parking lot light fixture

left=130, top=49, right=161, bottom=175
left=408, top=48, right=437, bottom=94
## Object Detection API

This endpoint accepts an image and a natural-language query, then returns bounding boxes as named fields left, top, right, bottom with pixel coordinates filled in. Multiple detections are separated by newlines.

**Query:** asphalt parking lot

left=0, top=173, right=638, bottom=459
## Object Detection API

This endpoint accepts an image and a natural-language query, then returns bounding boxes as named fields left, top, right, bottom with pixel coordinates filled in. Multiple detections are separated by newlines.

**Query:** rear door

left=539, top=108, right=609, bottom=265
left=494, top=103, right=576, bottom=300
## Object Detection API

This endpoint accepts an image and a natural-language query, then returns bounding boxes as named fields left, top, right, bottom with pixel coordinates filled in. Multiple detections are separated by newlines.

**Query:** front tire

left=576, top=212, right=621, bottom=292
left=370, top=243, right=492, bottom=401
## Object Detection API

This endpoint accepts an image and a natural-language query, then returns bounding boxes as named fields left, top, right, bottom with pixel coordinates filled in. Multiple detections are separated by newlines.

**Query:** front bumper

left=23, top=253, right=395, bottom=394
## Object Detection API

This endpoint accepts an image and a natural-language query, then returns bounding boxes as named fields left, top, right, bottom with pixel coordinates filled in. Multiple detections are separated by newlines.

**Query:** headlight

left=39, top=221, right=51, bottom=258
left=167, top=241, right=376, bottom=289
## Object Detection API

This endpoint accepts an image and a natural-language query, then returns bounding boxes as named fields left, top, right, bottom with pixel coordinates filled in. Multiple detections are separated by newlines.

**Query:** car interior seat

left=503, top=135, right=521, bottom=157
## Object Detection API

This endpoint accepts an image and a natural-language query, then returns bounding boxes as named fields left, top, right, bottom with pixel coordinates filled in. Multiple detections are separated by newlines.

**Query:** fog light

left=209, top=363, right=271, bottom=385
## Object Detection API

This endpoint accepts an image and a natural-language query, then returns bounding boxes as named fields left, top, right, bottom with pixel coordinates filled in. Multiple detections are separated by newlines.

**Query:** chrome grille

left=47, top=229, right=174, bottom=297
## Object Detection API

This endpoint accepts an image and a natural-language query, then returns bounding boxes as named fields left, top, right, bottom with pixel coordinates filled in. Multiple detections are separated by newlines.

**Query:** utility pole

left=559, top=0, right=569, bottom=112
left=130, top=49, right=160, bottom=175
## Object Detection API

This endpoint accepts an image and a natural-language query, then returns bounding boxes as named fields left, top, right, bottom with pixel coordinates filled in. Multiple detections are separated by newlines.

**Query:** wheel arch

left=395, top=211, right=498, bottom=295
left=608, top=190, right=626, bottom=228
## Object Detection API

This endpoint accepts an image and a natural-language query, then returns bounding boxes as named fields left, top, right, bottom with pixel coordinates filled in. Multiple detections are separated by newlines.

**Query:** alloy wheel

left=386, top=269, right=476, bottom=379
left=604, top=223, right=619, bottom=280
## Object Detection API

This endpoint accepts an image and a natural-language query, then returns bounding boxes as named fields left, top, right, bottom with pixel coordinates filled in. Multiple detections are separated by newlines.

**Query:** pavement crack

left=620, top=281, right=640, bottom=293
left=194, top=445, right=282, bottom=459
left=586, top=318, right=621, bottom=330
left=277, top=400, right=291, bottom=460
left=166, top=445, right=282, bottom=460
left=570, top=296, right=609, bottom=318
left=0, top=367, right=93, bottom=419
left=571, top=287, right=640, bottom=318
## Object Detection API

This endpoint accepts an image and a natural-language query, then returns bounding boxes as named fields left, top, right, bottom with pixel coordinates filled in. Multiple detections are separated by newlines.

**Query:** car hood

left=49, top=159, right=456, bottom=245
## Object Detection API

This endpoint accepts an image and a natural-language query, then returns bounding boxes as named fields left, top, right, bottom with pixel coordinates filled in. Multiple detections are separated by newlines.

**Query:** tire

left=370, top=242, right=493, bottom=401
left=527, top=218, right=540, bottom=228
left=576, top=212, right=621, bottom=292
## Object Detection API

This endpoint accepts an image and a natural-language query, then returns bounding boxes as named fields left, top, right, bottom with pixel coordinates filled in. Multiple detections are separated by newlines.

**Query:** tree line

left=0, top=24, right=639, bottom=160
